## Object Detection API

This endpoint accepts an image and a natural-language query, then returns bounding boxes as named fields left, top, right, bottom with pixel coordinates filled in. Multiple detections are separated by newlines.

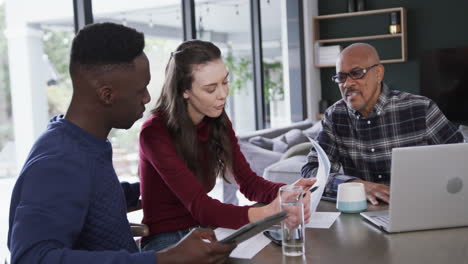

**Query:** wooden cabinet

left=313, top=7, right=407, bottom=68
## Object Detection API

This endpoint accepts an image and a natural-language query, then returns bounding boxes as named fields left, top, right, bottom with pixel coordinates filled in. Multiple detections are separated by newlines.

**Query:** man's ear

left=376, top=64, right=385, bottom=83
left=97, top=84, right=114, bottom=105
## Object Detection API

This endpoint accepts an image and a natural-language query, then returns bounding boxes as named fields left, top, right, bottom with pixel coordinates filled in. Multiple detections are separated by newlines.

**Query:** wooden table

left=228, top=201, right=468, bottom=264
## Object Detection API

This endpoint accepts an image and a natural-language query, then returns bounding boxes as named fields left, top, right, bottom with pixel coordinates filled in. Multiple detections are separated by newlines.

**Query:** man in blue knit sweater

left=8, top=22, right=235, bottom=264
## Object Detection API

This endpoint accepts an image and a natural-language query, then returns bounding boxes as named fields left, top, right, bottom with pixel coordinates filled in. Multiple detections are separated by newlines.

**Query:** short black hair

left=70, top=22, right=145, bottom=73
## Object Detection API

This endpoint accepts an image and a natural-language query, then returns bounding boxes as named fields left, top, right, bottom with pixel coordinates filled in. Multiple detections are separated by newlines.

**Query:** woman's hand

left=292, top=178, right=316, bottom=190
left=247, top=196, right=280, bottom=223
left=248, top=178, right=316, bottom=224
left=292, top=178, right=316, bottom=223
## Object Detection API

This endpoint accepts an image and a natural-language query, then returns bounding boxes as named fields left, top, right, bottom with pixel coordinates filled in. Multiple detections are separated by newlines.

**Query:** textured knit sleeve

left=301, top=112, right=356, bottom=197
left=8, top=156, right=155, bottom=264
left=139, top=120, right=252, bottom=229
left=227, top=121, right=284, bottom=204
left=425, top=99, right=464, bottom=144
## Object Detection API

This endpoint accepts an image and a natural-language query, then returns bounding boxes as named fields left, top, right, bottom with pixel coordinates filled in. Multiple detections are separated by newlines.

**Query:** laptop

left=360, top=143, right=468, bottom=233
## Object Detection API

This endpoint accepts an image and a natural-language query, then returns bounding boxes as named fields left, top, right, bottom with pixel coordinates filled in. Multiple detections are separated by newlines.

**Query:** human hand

left=281, top=190, right=311, bottom=228
left=302, top=191, right=311, bottom=224
left=292, top=178, right=317, bottom=190
left=156, top=228, right=236, bottom=264
left=352, top=179, right=390, bottom=205
left=292, top=178, right=316, bottom=223
left=248, top=178, right=316, bottom=223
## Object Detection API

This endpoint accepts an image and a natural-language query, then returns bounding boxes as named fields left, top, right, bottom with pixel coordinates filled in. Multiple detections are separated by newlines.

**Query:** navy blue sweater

left=8, top=116, right=155, bottom=264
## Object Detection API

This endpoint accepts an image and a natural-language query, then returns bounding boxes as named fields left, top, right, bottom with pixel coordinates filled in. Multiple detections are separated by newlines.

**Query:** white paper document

left=306, top=137, right=331, bottom=214
left=214, top=227, right=271, bottom=259
left=305, top=212, right=340, bottom=229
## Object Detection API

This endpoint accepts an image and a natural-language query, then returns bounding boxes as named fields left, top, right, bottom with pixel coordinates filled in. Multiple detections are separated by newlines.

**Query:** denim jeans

left=141, top=228, right=193, bottom=252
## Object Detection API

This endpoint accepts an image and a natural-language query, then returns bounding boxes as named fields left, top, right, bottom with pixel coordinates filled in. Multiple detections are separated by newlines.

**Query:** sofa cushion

left=237, top=119, right=314, bottom=141
left=263, top=155, right=307, bottom=184
left=239, top=141, right=282, bottom=176
left=281, top=142, right=312, bottom=161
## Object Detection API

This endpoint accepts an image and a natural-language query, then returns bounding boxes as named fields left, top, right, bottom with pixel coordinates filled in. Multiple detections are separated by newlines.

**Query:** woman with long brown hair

left=139, top=40, right=315, bottom=252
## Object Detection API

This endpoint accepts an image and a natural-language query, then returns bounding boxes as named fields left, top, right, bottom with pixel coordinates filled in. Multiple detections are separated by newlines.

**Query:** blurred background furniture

left=223, top=119, right=323, bottom=205
left=238, top=119, right=322, bottom=184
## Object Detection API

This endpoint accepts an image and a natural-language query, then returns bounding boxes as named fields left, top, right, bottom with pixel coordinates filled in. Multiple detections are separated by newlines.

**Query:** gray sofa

left=237, top=119, right=322, bottom=184
left=222, top=119, right=322, bottom=205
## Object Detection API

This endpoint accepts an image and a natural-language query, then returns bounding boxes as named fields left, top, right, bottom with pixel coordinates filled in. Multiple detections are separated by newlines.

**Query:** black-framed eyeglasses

left=331, top=64, right=379, bottom=84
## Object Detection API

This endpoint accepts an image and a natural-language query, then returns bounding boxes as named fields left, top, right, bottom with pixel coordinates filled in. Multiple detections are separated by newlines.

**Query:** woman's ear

left=183, top=90, right=190, bottom=99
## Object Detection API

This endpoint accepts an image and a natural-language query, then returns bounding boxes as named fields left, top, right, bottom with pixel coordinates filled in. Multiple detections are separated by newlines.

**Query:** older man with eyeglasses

left=302, top=43, right=464, bottom=205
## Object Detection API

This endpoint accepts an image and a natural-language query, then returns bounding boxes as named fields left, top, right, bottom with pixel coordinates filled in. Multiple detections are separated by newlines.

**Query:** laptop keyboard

left=372, top=215, right=390, bottom=227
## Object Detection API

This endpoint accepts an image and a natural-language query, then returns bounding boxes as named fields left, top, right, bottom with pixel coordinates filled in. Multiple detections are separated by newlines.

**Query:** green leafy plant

left=42, top=29, right=74, bottom=116
left=224, top=54, right=284, bottom=105
left=263, top=61, right=283, bottom=104
left=224, top=55, right=253, bottom=95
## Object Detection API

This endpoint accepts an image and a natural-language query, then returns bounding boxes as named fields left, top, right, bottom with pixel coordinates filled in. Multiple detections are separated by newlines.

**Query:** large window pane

left=195, top=0, right=255, bottom=133
left=1, top=0, right=74, bottom=177
left=1, top=0, right=74, bottom=259
left=92, top=0, right=183, bottom=179
left=261, top=0, right=290, bottom=128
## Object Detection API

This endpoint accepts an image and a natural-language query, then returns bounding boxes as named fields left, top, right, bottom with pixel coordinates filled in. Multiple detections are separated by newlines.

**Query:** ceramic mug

left=336, top=182, right=367, bottom=213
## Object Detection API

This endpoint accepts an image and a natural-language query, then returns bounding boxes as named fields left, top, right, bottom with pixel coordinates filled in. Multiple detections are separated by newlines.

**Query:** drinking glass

left=279, top=185, right=305, bottom=257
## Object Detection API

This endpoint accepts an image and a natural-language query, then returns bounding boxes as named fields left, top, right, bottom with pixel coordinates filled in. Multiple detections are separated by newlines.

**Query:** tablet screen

left=219, top=211, right=287, bottom=244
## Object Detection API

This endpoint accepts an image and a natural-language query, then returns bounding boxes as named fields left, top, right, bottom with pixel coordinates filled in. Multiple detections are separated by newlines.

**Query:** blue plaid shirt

left=302, top=84, right=464, bottom=198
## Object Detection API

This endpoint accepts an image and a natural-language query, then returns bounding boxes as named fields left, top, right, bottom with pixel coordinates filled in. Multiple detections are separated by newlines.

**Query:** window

left=261, top=0, right=290, bottom=128
left=1, top=0, right=307, bottom=179
left=262, top=0, right=306, bottom=127
left=195, top=0, right=256, bottom=133
left=0, top=0, right=75, bottom=258
left=194, top=0, right=305, bottom=131
left=1, top=0, right=74, bottom=177
left=92, top=0, right=183, bottom=178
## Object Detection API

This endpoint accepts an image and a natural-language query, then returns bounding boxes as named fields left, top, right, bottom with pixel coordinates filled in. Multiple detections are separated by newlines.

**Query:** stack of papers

left=307, top=137, right=331, bottom=215
left=305, top=138, right=340, bottom=228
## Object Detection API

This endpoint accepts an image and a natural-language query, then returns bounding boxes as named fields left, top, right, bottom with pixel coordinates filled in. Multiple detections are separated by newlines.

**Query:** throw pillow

left=272, top=134, right=288, bottom=153
left=281, top=142, right=312, bottom=160
left=272, top=129, right=309, bottom=153
left=303, top=121, right=323, bottom=139
left=283, top=129, right=309, bottom=148
left=239, top=141, right=282, bottom=176
left=248, top=136, right=274, bottom=150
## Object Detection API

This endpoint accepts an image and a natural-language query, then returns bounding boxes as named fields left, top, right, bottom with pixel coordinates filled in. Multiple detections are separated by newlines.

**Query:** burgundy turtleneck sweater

left=139, top=113, right=284, bottom=236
